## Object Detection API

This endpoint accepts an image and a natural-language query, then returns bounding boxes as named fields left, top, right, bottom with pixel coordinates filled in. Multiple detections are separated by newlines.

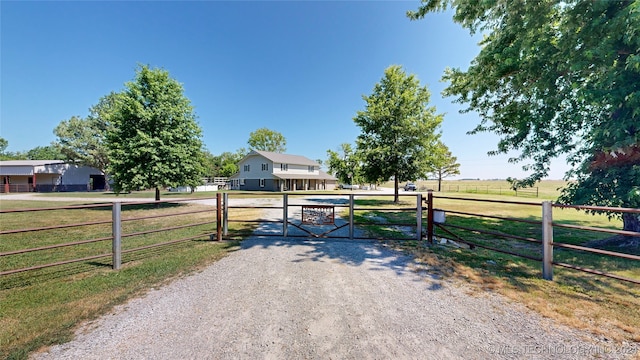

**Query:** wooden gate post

left=427, top=190, right=434, bottom=244
left=349, top=194, right=354, bottom=240
left=216, top=193, right=222, bottom=241
left=112, top=202, right=122, bottom=270
left=542, top=201, right=553, bottom=280
left=283, top=193, right=288, bottom=237
left=416, top=193, right=423, bottom=242
left=223, top=192, right=229, bottom=236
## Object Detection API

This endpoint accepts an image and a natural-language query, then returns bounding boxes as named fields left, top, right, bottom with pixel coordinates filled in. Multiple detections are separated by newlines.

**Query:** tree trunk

left=622, top=212, right=640, bottom=233
left=155, top=187, right=161, bottom=202
left=437, top=169, right=442, bottom=192
left=394, top=176, right=399, bottom=203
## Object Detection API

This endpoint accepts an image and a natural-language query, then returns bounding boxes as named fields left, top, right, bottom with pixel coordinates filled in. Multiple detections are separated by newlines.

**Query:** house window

left=281, top=163, right=288, bottom=171
left=240, top=178, right=245, bottom=185
left=262, top=163, right=269, bottom=171
left=260, top=178, right=265, bottom=187
left=308, top=166, right=314, bottom=172
left=244, top=164, right=250, bottom=172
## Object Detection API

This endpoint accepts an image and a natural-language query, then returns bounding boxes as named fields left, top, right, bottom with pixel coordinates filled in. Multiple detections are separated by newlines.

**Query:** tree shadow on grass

left=82, top=202, right=189, bottom=212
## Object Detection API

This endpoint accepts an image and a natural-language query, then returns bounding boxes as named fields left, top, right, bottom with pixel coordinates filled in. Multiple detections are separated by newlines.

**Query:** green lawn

left=384, top=179, right=568, bottom=200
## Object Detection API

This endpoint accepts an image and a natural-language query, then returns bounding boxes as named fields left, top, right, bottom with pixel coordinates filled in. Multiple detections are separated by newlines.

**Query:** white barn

left=0, top=160, right=105, bottom=193
left=229, top=151, right=337, bottom=191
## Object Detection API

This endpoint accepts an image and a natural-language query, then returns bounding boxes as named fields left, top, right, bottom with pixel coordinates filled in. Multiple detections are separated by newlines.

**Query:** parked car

left=404, top=182, right=417, bottom=191
left=339, top=184, right=360, bottom=190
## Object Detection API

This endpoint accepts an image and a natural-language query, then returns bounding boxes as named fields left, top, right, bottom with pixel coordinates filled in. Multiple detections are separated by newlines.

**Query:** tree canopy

left=25, top=145, right=63, bottom=160
left=430, top=141, right=460, bottom=191
left=54, top=92, right=119, bottom=173
left=0, top=138, right=62, bottom=161
left=106, top=65, right=205, bottom=201
left=247, top=128, right=287, bottom=153
left=409, top=0, right=640, bottom=231
left=326, top=143, right=363, bottom=185
left=354, top=65, right=443, bottom=202
left=0, top=137, right=12, bottom=160
left=202, top=149, right=246, bottom=178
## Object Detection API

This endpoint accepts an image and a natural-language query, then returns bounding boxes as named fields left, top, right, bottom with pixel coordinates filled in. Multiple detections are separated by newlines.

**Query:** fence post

left=112, top=202, right=122, bottom=270
left=223, top=192, right=228, bottom=236
left=542, top=201, right=553, bottom=280
left=216, top=193, right=222, bottom=241
left=427, top=190, right=434, bottom=244
left=416, top=193, right=423, bottom=242
left=349, top=194, right=354, bottom=240
left=283, top=193, right=288, bottom=237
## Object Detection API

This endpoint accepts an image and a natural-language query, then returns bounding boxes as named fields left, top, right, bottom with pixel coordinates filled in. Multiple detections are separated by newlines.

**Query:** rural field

left=386, top=179, right=568, bottom=199
left=1, top=184, right=639, bottom=359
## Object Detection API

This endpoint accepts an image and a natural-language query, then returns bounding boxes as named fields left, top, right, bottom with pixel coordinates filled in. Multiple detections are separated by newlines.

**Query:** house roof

left=248, top=150, right=319, bottom=166
left=230, top=170, right=337, bottom=181
left=319, top=170, right=337, bottom=180
left=0, top=160, right=66, bottom=167
left=273, top=170, right=337, bottom=180
left=0, top=160, right=68, bottom=176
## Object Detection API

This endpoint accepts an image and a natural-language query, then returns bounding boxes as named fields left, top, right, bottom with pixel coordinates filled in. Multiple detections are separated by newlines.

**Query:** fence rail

left=1, top=191, right=638, bottom=285
left=0, top=184, right=34, bottom=193
left=426, top=192, right=640, bottom=285
left=437, top=184, right=539, bottom=197
left=1, top=194, right=222, bottom=276
left=222, top=192, right=424, bottom=241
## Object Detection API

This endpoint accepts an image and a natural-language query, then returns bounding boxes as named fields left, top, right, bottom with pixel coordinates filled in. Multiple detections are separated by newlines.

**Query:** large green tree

left=410, top=0, right=640, bottom=232
left=247, top=128, right=286, bottom=153
left=0, top=138, right=27, bottom=160
left=430, top=141, right=460, bottom=191
left=106, top=65, right=205, bottom=201
left=326, top=143, right=363, bottom=186
left=54, top=92, right=119, bottom=174
left=0, top=137, right=14, bottom=160
left=354, top=65, right=443, bottom=202
left=203, top=149, right=245, bottom=178
left=0, top=137, right=8, bottom=156
left=26, top=145, right=63, bottom=160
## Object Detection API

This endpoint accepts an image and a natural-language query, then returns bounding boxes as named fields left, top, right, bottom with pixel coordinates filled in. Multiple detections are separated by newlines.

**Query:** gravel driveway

left=31, top=236, right=636, bottom=359
left=13, top=191, right=636, bottom=359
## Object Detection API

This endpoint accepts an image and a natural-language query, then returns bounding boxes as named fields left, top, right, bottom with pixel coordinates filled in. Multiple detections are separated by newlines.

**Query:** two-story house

left=229, top=150, right=337, bottom=191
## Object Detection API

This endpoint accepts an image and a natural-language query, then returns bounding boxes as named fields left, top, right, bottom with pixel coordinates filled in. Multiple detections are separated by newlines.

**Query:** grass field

left=384, top=179, right=568, bottom=200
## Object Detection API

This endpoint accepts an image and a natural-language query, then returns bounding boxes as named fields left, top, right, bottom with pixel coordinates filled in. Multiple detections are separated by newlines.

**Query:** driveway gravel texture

left=19, top=192, right=639, bottom=359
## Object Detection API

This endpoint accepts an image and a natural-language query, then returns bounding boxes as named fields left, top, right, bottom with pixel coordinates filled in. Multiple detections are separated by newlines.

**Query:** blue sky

left=1, top=1, right=569, bottom=180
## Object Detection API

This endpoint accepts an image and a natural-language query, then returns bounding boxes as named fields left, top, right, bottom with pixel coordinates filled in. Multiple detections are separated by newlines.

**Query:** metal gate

left=221, top=192, right=425, bottom=240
